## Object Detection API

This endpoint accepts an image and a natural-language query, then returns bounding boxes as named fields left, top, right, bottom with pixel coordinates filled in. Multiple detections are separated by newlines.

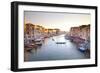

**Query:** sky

left=24, top=11, right=91, bottom=31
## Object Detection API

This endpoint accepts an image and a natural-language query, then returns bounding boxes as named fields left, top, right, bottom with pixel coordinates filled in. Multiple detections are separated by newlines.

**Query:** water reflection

left=24, top=34, right=90, bottom=62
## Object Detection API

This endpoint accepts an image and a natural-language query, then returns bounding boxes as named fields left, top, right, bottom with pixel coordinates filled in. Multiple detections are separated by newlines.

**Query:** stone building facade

left=70, top=24, right=90, bottom=41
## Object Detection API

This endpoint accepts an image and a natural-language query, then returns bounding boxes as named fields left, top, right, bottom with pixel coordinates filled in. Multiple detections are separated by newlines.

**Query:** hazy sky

left=24, top=11, right=91, bottom=31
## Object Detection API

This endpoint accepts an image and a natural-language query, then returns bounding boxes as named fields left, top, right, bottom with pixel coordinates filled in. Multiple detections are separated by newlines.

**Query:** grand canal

left=24, top=34, right=89, bottom=61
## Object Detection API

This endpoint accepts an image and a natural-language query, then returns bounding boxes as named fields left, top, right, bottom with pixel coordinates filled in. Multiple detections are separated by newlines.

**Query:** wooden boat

left=56, top=42, right=66, bottom=44
left=24, top=43, right=37, bottom=48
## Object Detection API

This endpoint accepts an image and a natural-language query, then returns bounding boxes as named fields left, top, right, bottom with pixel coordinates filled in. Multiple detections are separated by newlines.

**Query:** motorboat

left=35, top=39, right=43, bottom=46
left=79, top=47, right=85, bottom=52
left=56, top=42, right=66, bottom=44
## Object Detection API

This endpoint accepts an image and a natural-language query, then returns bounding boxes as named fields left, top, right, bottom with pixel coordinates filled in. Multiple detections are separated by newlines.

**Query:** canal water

left=24, top=34, right=89, bottom=62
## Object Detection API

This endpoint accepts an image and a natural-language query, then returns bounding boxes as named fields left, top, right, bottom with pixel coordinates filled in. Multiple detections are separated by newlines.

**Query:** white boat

left=35, top=38, right=43, bottom=46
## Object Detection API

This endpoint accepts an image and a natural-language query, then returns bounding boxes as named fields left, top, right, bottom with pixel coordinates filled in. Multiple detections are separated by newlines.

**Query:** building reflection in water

left=24, top=47, right=40, bottom=61
left=24, top=34, right=90, bottom=62
left=24, top=38, right=48, bottom=61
